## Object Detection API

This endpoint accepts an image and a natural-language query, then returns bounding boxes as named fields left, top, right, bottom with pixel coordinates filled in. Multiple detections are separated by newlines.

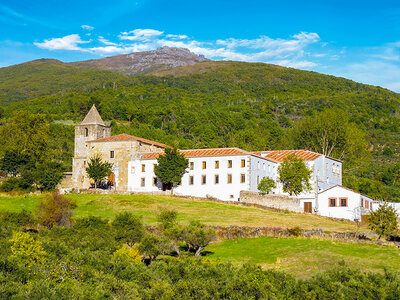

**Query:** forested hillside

left=1, top=60, right=400, bottom=200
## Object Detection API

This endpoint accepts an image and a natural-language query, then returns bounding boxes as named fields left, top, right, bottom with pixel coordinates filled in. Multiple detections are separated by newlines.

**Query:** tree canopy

left=154, top=148, right=188, bottom=191
left=278, top=154, right=312, bottom=196
left=85, top=154, right=113, bottom=189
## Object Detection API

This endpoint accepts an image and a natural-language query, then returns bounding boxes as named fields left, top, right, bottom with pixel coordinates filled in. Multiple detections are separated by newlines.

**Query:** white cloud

left=34, top=34, right=90, bottom=51
left=98, top=37, right=117, bottom=46
left=81, top=25, right=94, bottom=30
left=33, top=29, right=321, bottom=70
left=119, top=29, right=163, bottom=41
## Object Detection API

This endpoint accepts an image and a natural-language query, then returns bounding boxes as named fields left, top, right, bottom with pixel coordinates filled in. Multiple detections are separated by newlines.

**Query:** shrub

left=74, top=216, right=109, bottom=229
left=182, top=221, right=215, bottom=257
left=288, top=226, right=302, bottom=237
left=257, top=177, right=276, bottom=194
left=10, top=231, right=46, bottom=266
left=113, top=244, right=141, bottom=262
left=368, top=202, right=398, bottom=239
left=112, top=212, right=144, bottom=246
left=0, top=177, right=22, bottom=192
left=0, top=210, right=35, bottom=226
left=36, top=191, right=77, bottom=228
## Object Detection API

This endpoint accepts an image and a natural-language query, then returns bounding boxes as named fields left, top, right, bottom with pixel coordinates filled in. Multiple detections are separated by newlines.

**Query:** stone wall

left=240, top=191, right=302, bottom=212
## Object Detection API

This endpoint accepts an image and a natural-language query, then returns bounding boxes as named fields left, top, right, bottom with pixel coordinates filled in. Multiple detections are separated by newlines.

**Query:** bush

left=113, top=244, right=141, bottom=262
left=257, top=177, right=276, bottom=194
left=112, top=212, right=144, bottom=246
left=74, top=216, right=109, bottom=229
left=36, top=191, right=77, bottom=228
left=368, top=202, right=398, bottom=239
left=0, top=210, right=35, bottom=226
left=288, top=226, right=302, bottom=237
left=0, top=177, right=23, bottom=192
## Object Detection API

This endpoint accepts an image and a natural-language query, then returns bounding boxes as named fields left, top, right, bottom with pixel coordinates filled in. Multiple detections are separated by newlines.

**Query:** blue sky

left=1, top=0, right=400, bottom=91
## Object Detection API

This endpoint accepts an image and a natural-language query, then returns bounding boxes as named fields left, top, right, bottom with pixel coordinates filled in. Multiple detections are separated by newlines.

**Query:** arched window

left=85, top=128, right=88, bottom=137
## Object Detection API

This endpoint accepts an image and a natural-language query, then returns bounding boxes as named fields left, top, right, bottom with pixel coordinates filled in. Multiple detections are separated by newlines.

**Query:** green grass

left=0, top=193, right=362, bottom=232
left=206, top=236, right=400, bottom=278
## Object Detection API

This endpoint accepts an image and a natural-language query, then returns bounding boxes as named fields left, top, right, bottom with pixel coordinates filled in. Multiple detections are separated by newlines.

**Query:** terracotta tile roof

left=88, top=133, right=168, bottom=148
left=256, top=150, right=322, bottom=162
left=140, top=147, right=278, bottom=162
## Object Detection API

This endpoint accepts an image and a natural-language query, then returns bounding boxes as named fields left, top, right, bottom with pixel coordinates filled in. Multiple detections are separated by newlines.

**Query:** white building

left=317, top=185, right=374, bottom=221
left=128, top=148, right=277, bottom=201
left=254, top=150, right=342, bottom=212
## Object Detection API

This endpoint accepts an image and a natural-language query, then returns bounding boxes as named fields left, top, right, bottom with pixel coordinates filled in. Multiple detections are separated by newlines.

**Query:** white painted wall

left=249, top=156, right=278, bottom=193
left=317, top=186, right=373, bottom=221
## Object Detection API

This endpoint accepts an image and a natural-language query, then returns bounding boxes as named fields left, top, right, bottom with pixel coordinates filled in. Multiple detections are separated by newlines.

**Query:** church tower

left=72, top=105, right=111, bottom=188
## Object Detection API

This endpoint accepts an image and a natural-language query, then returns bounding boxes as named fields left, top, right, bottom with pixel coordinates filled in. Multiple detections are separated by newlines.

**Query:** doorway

left=304, top=202, right=312, bottom=213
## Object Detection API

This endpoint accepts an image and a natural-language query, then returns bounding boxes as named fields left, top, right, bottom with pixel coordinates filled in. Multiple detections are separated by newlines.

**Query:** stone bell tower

left=72, top=105, right=111, bottom=188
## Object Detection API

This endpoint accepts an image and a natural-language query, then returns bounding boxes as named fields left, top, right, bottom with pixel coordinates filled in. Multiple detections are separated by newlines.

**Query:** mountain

left=2, top=53, right=400, bottom=200
left=0, top=59, right=126, bottom=105
left=69, top=47, right=210, bottom=75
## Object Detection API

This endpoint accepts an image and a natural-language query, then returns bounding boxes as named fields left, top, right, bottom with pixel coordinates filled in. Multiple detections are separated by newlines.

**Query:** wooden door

left=304, top=202, right=312, bottom=213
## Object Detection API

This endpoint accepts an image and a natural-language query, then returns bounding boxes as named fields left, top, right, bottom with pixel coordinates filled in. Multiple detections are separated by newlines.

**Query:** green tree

left=157, top=209, right=183, bottom=256
left=34, top=161, right=65, bottom=191
left=138, top=233, right=161, bottom=264
left=85, top=154, right=113, bottom=189
left=278, top=154, right=312, bottom=196
left=154, top=148, right=188, bottom=192
left=0, top=150, right=30, bottom=176
left=368, top=202, right=398, bottom=239
left=291, top=109, right=368, bottom=162
left=257, top=177, right=276, bottom=194
left=0, top=111, right=50, bottom=164
left=36, top=191, right=77, bottom=228
left=182, top=221, right=215, bottom=257
left=112, top=212, right=145, bottom=246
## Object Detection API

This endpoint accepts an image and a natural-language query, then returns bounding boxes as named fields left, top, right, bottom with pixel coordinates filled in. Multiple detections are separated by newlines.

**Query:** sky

left=1, top=0, right=400, bottom=91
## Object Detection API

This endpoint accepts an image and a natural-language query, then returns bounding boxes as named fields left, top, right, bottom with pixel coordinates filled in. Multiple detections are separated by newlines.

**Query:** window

left=257, top=176, right=260, bottom=185
left=268, top=165, right=271, bottom=172
left=361, top=198, right=364, bottom=207
left=85, top=128, right=88, bottom=137
left=215, top=175, right=219, bottom=184
left=240, top=174, right=245, bottom=183
left=189, top=176, right=194, bottom=185
left=141, top=164, right=145, bottom=172
left=130, top=166, right=135, bottom=174
left=228, top=160, right=232, bottom=168
left=257, top=161, right=260, bottom=170
left=110, top=151, right=114, bottom=158
left=83, top=160, right=86, bottom=166
left=202, top=161, right=206, bottom=169
left=241, top=159, right=245, bottom=168
left=227, top=174, right=232, bottom=184
left=189, top=162, right=194, bottom=170
left=340, top=198, right=348, bottom=207
left=329, top=198, right=336, bottom=207
left=202, top=175, right=206, bottom=185
left=263, top=163, right=265, bottom=171
left=215, top=160, right=219, bottom=169
left=365, top=200, right=369, bottom=209
left=141, top=178, right=145, bottom=187
left=153, top=177, right=157, bottom=186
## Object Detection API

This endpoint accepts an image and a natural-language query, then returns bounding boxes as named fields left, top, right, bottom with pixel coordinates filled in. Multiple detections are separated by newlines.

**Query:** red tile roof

left=140, top=147, right=278, bottom=162
left=318, top=185, right=373, bottom=200
left=256, top=150, right=322, bottom=162
left=88, top=133, right=168, bottom=148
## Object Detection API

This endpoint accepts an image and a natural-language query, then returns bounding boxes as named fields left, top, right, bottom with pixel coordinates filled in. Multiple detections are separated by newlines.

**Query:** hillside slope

left=2, top=58, right=400, bottom=200
left=0, top=59, right=128, bottom=105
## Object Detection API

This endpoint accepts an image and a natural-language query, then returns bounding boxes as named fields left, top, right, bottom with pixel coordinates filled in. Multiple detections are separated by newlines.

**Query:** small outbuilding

left=317, top=185, right=374, bottom=221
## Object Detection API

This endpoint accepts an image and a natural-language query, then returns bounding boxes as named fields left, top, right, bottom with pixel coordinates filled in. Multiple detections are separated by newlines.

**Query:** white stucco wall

left=249, top=156, right=278, bottom=193
left=128, top=155, right=253, bottom=201
left=317, top=186, right=372, bottom=221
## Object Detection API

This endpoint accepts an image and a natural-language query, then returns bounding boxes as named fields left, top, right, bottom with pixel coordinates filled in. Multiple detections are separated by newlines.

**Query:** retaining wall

left=240, top=191, right=302, bottom=212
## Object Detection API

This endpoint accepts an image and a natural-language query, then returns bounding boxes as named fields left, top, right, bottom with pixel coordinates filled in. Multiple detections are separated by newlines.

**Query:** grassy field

left=0, top=192, right=362, bottom=232
left=206, top=237, right=400, bottom=278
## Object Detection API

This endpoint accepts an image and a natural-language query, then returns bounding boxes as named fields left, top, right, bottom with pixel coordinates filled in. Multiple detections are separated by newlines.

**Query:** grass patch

left=206, top=236, right=400, bottom=278
left=0, top=193, right=362, bottom=232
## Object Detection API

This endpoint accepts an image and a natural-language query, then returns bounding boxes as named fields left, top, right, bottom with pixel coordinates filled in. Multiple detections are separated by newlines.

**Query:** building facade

left=72, top=106, right=349, bottom=210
